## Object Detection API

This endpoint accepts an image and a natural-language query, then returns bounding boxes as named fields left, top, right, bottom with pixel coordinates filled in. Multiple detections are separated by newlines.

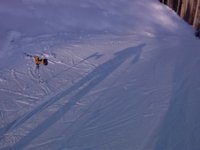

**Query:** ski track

left=0, top=44, right=145, bottom=150
left=0, top=1, right=199, bottom=148
left=27, top=136, right=64, bottom=150
left=44, top=53, right=97, bottom=84
left=10, top=69, right=24, bottom=91
left=0, top=88, right=39, bottom=100
left=0, top=34, right=180, bottom=150
left=27, top=66, right=51, bottom=95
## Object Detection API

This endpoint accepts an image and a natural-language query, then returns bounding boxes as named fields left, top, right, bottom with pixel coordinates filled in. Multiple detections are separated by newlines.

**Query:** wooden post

left=193, top=0, right=200, bottom=29
left=173, top=0, right=179, bottom=12
left=169, top=0, right=174, bottom=9
left=159, top=0, right=200, bottom=30
left=189, top=0, right=197, bottom=25
left=177, top=0, right=182, bottom=15
left=184, top=1, right=192, bottom=23
left=180, top=0, right=184, bottom=18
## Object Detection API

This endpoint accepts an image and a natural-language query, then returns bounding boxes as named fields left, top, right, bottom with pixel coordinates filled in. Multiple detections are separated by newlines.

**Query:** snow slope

left=0, top=0, right=200, bottom=150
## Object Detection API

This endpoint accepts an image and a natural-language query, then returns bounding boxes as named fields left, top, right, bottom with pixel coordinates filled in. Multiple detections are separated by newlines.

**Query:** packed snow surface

left=0, top=0, right=200, bottom=150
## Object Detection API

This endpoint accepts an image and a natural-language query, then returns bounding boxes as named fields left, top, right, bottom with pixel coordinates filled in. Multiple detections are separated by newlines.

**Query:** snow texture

left=0, top=0, right=200, bottom=150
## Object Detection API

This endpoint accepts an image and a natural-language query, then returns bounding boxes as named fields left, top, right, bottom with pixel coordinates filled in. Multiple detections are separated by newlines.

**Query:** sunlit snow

left=0, top=0, right=200, bottom=150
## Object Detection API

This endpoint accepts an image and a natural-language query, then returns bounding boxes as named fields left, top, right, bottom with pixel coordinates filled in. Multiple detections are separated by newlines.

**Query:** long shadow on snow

left=2, top=44, right=145, bottom=150
left=0, top=52, right=103, bottom=138
left=47, top=52, right=104, bottom=82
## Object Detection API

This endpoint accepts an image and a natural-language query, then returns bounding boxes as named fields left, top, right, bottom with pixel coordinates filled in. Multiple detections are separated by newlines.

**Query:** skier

left=24, top=52, right=48, bottom=68
left=34, top=56, right=40, bottom=66
left=34, top=56, right=48, bottom=68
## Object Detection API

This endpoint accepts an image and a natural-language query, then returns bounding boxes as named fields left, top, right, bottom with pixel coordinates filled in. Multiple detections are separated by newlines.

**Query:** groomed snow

left=0, top=0, right=200, bottom=150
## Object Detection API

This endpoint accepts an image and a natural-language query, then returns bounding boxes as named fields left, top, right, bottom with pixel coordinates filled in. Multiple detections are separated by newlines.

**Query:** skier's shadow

left=47, top=52, right=103, bottom=82
left=0, top=53, right=104, bottom=138
left=1, top=43, right=145, bottom=150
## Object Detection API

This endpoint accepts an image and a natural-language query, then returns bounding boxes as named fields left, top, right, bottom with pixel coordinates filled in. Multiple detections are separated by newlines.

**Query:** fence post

left=193, top=0, right=200, bottom=29
left=159, top=0, right=200, bottom=30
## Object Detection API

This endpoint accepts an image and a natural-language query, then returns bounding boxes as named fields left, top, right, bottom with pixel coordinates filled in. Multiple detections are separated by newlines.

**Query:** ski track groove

left=15, top=100, right=34, bottom=106
left=81, top=115, right=138, bottom=138
left=28, top=67, right=38, bottom=82
left=10, top=69, right=23, bottom=91
left=0, top=89, right=39, bottom=100
left=1, top=44, right=144, bottom=150
left=28, top=66, right=51, bottom=95
left=55, top=63, right=135, bottom=150
left=27, top=136, right=63, bottom=149
left=45, top=54, right=97, bottom=84
left=0, top=80, right=78, bottom=138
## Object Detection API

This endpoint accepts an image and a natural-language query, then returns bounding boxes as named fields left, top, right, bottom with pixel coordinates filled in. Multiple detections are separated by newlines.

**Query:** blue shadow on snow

left=1, top=43, right=145, bottom=150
